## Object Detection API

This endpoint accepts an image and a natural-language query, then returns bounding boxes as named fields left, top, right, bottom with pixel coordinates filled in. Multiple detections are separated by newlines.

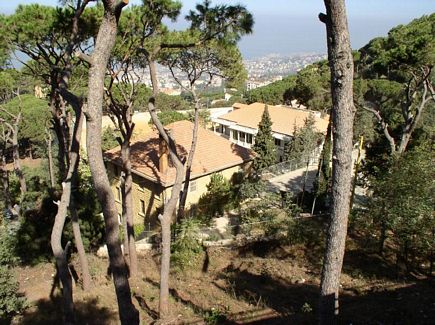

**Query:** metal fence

left=259, top=149, right=321, bottom=178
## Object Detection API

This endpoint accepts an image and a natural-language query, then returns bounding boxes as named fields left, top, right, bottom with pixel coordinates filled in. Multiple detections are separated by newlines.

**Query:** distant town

left=244, top=53, right=326, bottom=88
left=134, top=53, right=326, bottom=93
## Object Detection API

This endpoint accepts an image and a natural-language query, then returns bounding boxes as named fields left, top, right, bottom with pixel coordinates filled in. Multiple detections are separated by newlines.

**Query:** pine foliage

left=252, top=105, right=276, bottom=171
left=284, top=114, right=322, bottom=162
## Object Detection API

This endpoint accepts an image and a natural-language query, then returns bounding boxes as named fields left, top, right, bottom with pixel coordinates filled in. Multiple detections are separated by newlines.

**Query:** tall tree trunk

left=11, top=115, right=26, bottom=195
left=84, top=1, right=139, bottom=323
left=379, top=221, right=387, bottom=255
left=148, top=58, right=185, bottom=319
left=46, top=128, right=56, bottom=188
left=318, top=1, right=355, bottom=324
left=51, top=180, right=75, bottom=323
left=121, top=141, right=137, bottom=277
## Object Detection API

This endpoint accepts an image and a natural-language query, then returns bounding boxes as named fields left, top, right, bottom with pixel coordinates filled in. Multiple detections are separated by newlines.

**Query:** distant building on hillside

left=211, top=102, right=329, bottom=162
left=105, top=120, right=254, bottom=227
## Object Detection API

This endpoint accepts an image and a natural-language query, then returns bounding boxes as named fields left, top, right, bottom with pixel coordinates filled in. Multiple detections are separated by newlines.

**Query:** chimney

left=158, top=134, right=169, bottom=173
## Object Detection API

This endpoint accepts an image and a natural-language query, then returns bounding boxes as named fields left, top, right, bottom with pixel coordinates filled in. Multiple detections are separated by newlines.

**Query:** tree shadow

left=142, top=277, right=236, bottom=324
left=17, top=296, right=117, bottom=325
left=339, top=278, right=435, bottom=325
left=342, top=248, right=400, bottom=281
left=216, top=266, right=319, bottom=323
left=216, top=267, right=435, bottom=324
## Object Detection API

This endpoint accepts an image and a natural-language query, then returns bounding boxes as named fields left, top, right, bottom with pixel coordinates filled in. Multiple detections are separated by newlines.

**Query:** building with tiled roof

left=105, top=120, right=254, bottom=226
left=212, top=102, right=329, bottom=162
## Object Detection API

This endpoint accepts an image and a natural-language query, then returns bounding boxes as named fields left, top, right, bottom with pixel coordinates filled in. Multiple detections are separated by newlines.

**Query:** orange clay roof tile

left=222, top=102, right=329, bottom=136
left=105, top=120, right=254, bottom=187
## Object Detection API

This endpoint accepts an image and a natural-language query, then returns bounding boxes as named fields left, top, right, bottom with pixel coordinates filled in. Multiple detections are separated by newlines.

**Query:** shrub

left=171, top=218, right=202, bottom=271
left=235, top=177, right=266, bottom=201
left=153, top=110, right=187, bottom=126
left=133, top=223, right=145, bottom=238
left=0, top=226, right=19, bottom=266
left=101, top=126, right=119, bottom=152
left=14, top=163, right=105, bottom=263
left=0, top=266, right=27, bottom=320
left=15, top=193, right=58, bottom=264
left=198, top=174, right=232, bottom=220
left=286, top=217, right=325, bottom=247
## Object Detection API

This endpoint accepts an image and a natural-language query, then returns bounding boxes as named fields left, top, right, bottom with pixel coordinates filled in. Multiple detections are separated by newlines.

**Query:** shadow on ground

left=215, top=265, right=435, bottom=324
left=17, top=296, right=117, bottom=325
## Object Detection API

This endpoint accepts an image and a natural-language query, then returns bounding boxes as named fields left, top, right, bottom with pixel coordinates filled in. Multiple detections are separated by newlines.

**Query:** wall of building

left=107, top=161, right=251, bottom=228
left=107, top=162, right=164, bottom=229
left=213, top=123, right=291, bottom=162
left=163, top=164, right=243, bottom=209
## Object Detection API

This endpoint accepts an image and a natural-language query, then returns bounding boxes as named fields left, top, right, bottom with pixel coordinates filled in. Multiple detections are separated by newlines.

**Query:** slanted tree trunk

left=50, top=101, right=86, bottom=324
left=150, top=104, right=185, bottom=319
left=177, top=98, right=200, bottom=220
left=84, top=1, right=139, bottom=323
left=318, top=1, right=355, bottom=324
left=70, top=187, right=91, bottom=291
left=49, top=96, right=67, bottom=181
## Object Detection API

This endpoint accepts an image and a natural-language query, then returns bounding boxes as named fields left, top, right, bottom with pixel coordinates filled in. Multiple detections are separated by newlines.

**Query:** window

left=224, top=126, right=230, bottom=136
left=190, top=180, right=197, bottom=192
left=246, top=134, right=253, bottom=144
left=116, top=187, right=121, bottom=201
left=274, top=138, right=281, bottom=147
left=232, top=130, right=238, bottom=140
left=239, top=132, right=246, bottom=142
left=139, top=199, right=145, bottom=215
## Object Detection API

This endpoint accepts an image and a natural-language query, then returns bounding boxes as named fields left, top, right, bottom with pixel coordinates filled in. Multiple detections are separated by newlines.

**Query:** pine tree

left=252, top=105, right=276, bottom=171
left=284, top=113, right=321, bottom=162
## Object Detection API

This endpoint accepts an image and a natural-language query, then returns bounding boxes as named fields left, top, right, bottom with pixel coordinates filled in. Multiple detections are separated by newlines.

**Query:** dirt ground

left=4, top=157, right=42, bottom=171
left=12, top=240, right=435, bottom=325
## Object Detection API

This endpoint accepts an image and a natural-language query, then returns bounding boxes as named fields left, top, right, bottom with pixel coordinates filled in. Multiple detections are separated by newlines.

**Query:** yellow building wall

left=162, top=164, right=248, bottom=208
left=107, top=162, right=163, bottom=228
left=107, top=161, right=251, bottom=228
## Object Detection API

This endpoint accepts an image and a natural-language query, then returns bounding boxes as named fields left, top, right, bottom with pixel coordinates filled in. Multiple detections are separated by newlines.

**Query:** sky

left=2, top=0, right=434, bottom=59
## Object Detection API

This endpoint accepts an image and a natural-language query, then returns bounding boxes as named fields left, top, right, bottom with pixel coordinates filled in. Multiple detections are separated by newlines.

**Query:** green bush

left=234, top=177, right=266, bottom=202
left=14, top=162, right=105, bottom=264
left=198, top=174, right=232, bottom=221
left=0, top=266, right=27, bottom=320
left=171, top=218, right=202, bottom=271
left=15, top=192, right=58, bottom=264
left=0, top=226, right=19, bottom=266
left=239, top=206, right=283, bottom=237
left=286, top=217, right=325, bottom=247
left=133, top=223, right=145, bottom=237
left=101, top=126, right=120, bottom=152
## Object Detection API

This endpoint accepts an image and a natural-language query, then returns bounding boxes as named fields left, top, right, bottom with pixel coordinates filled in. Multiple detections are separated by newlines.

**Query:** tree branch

left=361, top=105, right=396, bottom=154
left=74, top=51, right=94, bottom=65
left=115, top=0, right=129, bottom=19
